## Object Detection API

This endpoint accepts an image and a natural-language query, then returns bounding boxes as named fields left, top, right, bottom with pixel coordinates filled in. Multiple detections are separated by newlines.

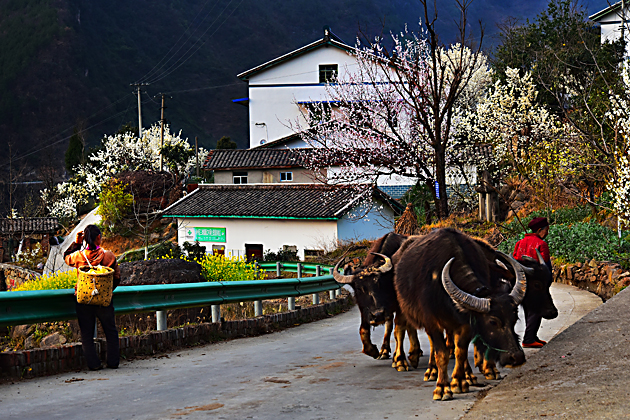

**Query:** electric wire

left=144, top=0, right=245, bottom=85
left=134, top=0, right=221, bottom=84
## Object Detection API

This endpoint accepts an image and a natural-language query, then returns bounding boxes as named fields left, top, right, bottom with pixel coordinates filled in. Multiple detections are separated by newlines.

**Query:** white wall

left=247, top=47, right=359, bottom=148
left=595, top=7, right=630, bottom=57
left=175, top=217, right=338, bottom=259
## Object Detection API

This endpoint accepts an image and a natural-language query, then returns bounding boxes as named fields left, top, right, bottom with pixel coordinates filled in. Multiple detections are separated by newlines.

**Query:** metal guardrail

left=0, top=262, right=340, bottom=328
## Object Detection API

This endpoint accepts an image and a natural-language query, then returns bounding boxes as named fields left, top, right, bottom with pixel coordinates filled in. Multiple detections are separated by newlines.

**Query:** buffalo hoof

left=484, top=367, right=501, bottom=380
left=363, top=345, right=380, bottom=359
left=424, top=367, right=438, bottom=382
left=450, top=378, right=469, bottom=394
left=433, top=386, right=453, bottom=401
left=392, top=359, right=410, bottom=372
left=377, top=348, right=391, bottom=360
left=466, top=371, right=479, bottom=386
left=408, top=352, right=421, bottom=369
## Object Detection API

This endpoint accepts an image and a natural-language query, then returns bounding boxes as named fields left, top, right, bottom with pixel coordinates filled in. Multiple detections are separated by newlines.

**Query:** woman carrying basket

left=64, top=224, right=121, bottom=370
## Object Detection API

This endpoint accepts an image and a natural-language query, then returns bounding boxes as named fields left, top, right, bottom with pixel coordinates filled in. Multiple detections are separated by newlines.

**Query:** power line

left=0, top=96, right=154, bottom=170
left=144, top=0, right=245, bottom=85
left=135, top=0, right=221, bottom=84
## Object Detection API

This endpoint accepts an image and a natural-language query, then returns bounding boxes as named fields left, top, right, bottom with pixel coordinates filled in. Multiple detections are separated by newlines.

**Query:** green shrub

left=498, top=221, right=630, bottom=266
left=263, top=247, right=299, bottom=262
left=97, top=179, right=133, bottom=233
left=11, top=271, right=77, bottom=291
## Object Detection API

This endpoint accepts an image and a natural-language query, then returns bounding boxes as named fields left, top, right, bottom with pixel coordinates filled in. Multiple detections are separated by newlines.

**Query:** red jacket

left=513, top=233, right=551, bottom=264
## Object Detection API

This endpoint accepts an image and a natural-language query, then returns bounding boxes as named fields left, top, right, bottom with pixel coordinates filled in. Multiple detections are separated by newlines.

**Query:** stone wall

left=553, top=259, right=630, bottom=301
left=0, top=295, right=354, bottom=381
left=0, top=263, right=40, bottom=291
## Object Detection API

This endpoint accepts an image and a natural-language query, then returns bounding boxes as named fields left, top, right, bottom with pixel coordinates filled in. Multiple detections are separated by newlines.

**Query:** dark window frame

left=280, top=171, right=293, bottom=182
left=319, top=64, right=338, bottom=83
left=233, top=171, right=248, bottom=184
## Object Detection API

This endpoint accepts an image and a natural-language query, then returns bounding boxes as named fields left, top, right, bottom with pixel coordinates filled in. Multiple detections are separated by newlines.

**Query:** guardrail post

left=331, top=267, right=341, bottom=297
left=156, top=310, right=167, bottom=331
left=327, top=267, right=336, bottom=300
left=276, top=261, right=282, bottom=277
left=211, top=305, right=221, bottom=323
left=254, top=300, right=263, bottom=317
left=311, top=263, right=320, bottom=305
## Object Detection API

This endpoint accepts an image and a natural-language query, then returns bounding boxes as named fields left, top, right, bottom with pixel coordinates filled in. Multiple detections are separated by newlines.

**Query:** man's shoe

left=522, top=341, right=544, bottom=349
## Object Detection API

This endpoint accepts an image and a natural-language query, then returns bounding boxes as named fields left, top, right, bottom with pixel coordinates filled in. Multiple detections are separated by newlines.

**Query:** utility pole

left=130, top=83, right=149, bottom=138
left=160, top=94, right=166, bottom=171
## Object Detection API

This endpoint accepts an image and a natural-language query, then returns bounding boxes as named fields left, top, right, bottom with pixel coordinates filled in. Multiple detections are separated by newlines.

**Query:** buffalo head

left=441, top=256, right=526, bottom=368
left=334, top=253, right=397, bottom=326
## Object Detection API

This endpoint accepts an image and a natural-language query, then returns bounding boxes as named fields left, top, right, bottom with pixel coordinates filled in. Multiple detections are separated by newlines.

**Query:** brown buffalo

left=391, top=228, right=526, bottom=401
left=333, top=233, right=422, bottom=366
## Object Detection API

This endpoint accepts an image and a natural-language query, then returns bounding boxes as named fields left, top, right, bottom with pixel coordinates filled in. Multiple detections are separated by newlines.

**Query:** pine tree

left=65, top=128, right=84, bottom=175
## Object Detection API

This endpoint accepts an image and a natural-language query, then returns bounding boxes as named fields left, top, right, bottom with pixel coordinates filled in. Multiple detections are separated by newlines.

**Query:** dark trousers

left=76, top=302, right=120, bottom=369
left=523, top=306, right=542, bottom=344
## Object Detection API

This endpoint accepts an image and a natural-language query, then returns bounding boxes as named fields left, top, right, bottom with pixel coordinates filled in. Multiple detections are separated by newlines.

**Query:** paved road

left=0, top=283, right=601, bottom=420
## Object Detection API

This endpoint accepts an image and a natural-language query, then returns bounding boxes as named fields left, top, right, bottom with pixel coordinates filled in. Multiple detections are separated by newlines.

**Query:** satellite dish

left=260, top=139, right=266, bottom=145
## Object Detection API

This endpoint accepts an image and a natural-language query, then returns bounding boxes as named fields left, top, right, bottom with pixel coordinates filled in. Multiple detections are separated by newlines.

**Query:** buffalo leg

left=407, top=327, right=422, bottom=369
left=360, top=318, right=380, bottom=359
left=450, top=325, right=472, bottom=394
left=424, top=336, right=438, bottom=382
left=392, top=312, right=410, bottom=371
left=427, top=328, right=452, bottom=401
left=445, top=329, right=455, bottom=359
left=377, top=319, right=393, bottom=360
left=474, top=343, right=500, bottom=380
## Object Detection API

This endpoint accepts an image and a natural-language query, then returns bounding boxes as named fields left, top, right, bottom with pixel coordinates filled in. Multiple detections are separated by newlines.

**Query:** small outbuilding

left=161, top=184, right=403, bottom=260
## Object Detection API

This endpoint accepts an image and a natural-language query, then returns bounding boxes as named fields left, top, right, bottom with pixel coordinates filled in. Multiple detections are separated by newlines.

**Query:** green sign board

left=193, top=227, right=226, bottom=242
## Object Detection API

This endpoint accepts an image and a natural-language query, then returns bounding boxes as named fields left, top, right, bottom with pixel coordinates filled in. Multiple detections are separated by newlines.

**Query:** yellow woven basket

left=76, top=265, right=114, bottom=306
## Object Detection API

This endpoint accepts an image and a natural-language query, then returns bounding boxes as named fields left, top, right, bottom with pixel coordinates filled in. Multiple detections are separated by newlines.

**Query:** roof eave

left=590, top=1, right=622, bottom=21
left=237, top=39, right=355, bottom=81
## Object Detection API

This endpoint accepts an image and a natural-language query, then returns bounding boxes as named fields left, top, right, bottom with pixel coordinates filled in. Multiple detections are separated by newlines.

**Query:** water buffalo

left=391, top=228, right=526, bottom=401
left=333, top=233, right=422, bottom=365
left=469, top=243, right=558, bottom=380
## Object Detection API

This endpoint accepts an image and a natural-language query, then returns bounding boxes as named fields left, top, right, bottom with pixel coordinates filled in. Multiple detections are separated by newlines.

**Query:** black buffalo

left=391, top=228, right=526, bottom=401
left=333, top=233, right=422, bottom=367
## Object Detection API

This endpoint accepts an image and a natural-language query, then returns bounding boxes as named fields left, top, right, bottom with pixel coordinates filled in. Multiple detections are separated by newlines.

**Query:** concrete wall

left=595, top=7, right=630, bottom=57
left=337, top=201, right=396, bottom=242
left=247, top=47, right=358, bottom=148
left=176, top=217, right=338, bottom=258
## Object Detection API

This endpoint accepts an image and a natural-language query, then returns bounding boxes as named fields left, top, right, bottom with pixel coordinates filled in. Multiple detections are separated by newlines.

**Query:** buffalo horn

left=370, top=252, right=392, bottom=273
left=441, top=258, right=491, bottom=313
left=332, top=259, right=354, bottom=284
left=497, top=251, right=527, bottom=305
left=536, top=249, right=545, bottom=265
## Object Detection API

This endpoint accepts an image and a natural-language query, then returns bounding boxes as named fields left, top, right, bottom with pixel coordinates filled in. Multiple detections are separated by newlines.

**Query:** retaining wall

left=553, top=259, right=630, bottom=301
left=0, top=263, right=40, bottom=291
left=0, top=295, right=354, bottom=381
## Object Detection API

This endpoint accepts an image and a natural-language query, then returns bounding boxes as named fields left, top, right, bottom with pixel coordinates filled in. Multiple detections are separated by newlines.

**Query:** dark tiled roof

left=162, top=184, right=403, bottom=219
left=0, top=218, right=59, bottom=234
left=203, top=149, right=310, bottom=170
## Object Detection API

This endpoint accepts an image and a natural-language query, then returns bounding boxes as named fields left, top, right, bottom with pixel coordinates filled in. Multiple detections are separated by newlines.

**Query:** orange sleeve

left=64, top=250, right=86, bottom=268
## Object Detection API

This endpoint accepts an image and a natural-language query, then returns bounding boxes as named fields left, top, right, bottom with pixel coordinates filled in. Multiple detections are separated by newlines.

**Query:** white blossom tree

left=42, top=123, right=208, bottom=221
left=295, top=0, right=489, bottom=219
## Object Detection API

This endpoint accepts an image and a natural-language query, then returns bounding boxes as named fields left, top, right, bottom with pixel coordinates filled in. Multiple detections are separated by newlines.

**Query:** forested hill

left=0, top=0, right=611, bottom=171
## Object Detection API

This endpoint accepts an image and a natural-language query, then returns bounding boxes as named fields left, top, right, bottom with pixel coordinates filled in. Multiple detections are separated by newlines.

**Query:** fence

left=0, top=262, right=340, bottom=329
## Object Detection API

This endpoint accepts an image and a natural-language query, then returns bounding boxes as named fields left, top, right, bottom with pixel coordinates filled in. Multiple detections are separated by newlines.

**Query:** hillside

left=0, top=0, right=612, bottom=174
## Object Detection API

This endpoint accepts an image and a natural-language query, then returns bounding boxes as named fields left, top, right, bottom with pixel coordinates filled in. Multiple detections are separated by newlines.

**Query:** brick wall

left=0, top=296, right=354, bottom=381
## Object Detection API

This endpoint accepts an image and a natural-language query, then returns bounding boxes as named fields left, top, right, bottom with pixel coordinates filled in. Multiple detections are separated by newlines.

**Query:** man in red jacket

left=513, top=217, right=552, bottom=348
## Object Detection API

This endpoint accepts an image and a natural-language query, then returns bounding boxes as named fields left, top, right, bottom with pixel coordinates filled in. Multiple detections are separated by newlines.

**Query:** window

left=319, top=64, right=338, bottom=83
left=280, top=172, right=293, bottom=182
left=233, top=171, right=248, bottom=184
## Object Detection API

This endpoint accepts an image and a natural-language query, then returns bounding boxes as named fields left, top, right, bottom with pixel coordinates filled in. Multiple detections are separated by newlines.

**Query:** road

left=0, top=283, right=602, bottom=420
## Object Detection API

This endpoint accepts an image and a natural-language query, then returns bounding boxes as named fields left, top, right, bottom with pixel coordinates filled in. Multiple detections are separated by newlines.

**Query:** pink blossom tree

left=295, top=0, right=488, bottom=219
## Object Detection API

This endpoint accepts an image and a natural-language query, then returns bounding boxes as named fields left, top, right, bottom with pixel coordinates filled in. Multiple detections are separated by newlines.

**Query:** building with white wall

left=590, top=1, right=630, bottom=58
left=162, top=184, right=403, bottom=260
left=235, top=27, right=358, bottom=149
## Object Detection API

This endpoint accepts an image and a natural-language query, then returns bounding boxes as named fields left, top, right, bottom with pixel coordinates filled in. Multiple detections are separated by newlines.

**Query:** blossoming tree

left=295, top=0, right=489, bottom=219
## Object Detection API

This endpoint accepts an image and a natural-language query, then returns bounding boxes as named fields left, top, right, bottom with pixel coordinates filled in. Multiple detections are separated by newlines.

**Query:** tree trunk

left=434, top=148, right=449, bottom=219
